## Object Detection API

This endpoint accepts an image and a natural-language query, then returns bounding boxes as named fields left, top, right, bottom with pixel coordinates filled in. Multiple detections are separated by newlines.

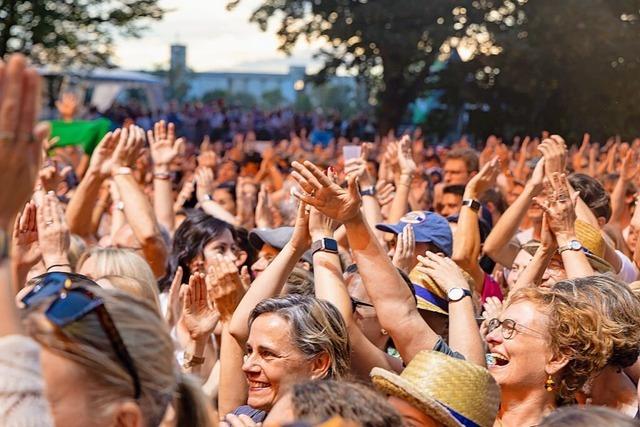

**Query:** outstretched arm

left=453, top=157, right=500, bottom=292
left=291, top=160, right=439, bottom=364
left=415, top=252, right=485, bottom=366
left=484, top=159, right=544, bottom=266
left=228, top=203, right=310, bottom=344
left=111, top=126, right=167, bottom=277
left=149, top=121, right=184, bottom=234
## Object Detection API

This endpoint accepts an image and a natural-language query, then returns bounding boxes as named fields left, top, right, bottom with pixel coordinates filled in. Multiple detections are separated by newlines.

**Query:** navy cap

left=376, top=211, right=452, bottom=257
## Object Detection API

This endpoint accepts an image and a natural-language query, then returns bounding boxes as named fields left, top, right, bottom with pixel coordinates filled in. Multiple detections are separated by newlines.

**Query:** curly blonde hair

left=507, top=276, right=640, bottom=400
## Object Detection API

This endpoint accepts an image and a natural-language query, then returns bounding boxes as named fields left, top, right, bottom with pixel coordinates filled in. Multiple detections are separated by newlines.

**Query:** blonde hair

left=507, top=276, right=640, bottom=399
left=24, top=283, right=210, bottom=426
left=97, top=275, right=161, bottom=313
left=68, top=234, right=87, bottom=270
left=77, top=248, right=160, bottom=310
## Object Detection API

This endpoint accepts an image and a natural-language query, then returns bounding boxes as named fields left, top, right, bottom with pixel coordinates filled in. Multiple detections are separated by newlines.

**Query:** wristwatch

left=558, top=240, right=583, bottom=254
left=447, top=287, right=472, bottom=302
left=182, top=352, right=206, bottom=369
left=311, top=238, right=339, bottom=256
left=462, top=199, right=481, bottom=213
left=360, top=186, right=376, bottom=197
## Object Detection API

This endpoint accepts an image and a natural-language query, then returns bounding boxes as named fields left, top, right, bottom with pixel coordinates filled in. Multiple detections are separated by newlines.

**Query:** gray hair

left=249, top=295, right=351, bottom=380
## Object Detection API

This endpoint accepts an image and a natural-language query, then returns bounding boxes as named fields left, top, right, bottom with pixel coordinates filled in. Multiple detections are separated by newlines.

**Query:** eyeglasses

left=487, top=318, right=545, bottom=340
left=22, top=272, right=141, bottom=399
left=350, top=297, right=375, bottom=313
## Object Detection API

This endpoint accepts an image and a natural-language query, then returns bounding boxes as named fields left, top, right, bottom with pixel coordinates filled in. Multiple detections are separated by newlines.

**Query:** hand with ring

left=0, top=54, right=49, bottom=230
left=36, top=192, right=71, bottom=271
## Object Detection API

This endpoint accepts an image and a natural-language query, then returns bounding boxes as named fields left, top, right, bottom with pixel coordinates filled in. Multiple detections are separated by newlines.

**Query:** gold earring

left=545, top=375, right=555, bottom=392
left=380, top=329, right=389, bottom=336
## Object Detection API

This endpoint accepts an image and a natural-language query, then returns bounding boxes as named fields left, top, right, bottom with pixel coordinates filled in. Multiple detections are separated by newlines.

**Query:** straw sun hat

left=522, top=219, right=613, bottom=273
left=371, top=351, right=500, bottom=427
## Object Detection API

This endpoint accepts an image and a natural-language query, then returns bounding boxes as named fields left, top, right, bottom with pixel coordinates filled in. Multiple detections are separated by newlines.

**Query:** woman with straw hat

left=371, top=350, right=500, bottom=427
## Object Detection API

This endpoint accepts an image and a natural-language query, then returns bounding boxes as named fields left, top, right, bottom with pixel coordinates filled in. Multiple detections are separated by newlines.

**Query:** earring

left=545, top=375, right=555, bottom=392
left=380, top=329, right=389, bottom=336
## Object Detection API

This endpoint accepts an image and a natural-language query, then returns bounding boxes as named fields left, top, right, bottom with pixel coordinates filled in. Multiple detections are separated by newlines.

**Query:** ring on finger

left=0, top=130, right=15, bottom=142
left=45, top=220, right=54, bottom=226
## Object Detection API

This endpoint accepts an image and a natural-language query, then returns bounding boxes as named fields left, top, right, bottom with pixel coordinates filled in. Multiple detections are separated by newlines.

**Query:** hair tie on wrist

left=46, top=264, right=71, bottom=272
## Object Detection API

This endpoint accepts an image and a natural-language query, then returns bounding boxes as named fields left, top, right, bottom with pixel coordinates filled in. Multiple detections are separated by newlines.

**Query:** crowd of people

left=3, top=51, right=640, bottom=427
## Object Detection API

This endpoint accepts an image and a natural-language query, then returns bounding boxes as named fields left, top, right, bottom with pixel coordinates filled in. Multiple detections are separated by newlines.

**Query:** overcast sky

left=112, top=0, right=321, bottom=73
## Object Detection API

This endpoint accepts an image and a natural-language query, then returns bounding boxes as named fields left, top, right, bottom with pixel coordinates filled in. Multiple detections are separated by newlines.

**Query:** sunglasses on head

left=22, top=272, right=141, bottom=399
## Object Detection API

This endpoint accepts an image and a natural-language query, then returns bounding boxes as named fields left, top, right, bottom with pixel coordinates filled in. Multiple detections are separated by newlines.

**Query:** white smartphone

left=343, top=145, right=362, bottom=161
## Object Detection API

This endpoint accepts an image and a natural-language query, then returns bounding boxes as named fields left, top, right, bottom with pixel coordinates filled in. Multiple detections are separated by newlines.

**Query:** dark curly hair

left=159, top=209, right=236, bottom=291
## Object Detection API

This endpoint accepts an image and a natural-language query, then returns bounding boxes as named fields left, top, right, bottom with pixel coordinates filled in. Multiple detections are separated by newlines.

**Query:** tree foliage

left=442, top=0, right=640, bottom=141
left=227, top=0, right=496, bottom=134
left=0, top=0, right=164, bottom=66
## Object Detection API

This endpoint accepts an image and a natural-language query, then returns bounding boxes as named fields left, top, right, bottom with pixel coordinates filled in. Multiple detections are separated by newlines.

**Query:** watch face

left=324, top=239, right=339, bottom=252
left=570, top=240, right=581, bottom=250
left=449, top=288, right=464, bottom=301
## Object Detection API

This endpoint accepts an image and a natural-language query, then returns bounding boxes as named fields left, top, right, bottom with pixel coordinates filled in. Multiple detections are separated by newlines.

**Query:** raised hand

left=254, top=184, right=274, bottom=229
left=527, top=158, right=545, bottom=197
left=148, top=120, right=184, bottom=171
left=174, top=176, right=195, bottom=213
left=344, top=143, right=373, bottom=187
left=206, top=254, right=245, bottom=322
left=465, top=156, right=501, bottom=199
left=620, top=149, right=640, bottom=183
left=38, top=160, right=72, bottom=192
left=392, top=224, right=415, bottom=274
left=290, top=200, right=311, bottom=253
left=0, top=54, right=47, bottom=228
left=11, top=201, right=41, bottom=270
left=111, top=126, right=145, bottom=172
left=397, top=135, right=417, bottom=176
left=375, top=180, right=395, bottom=206
left=537, top=173, right=579, bottom=243
left=195, top=167, right=216, bottom=203
left=415, top=251, right=470, bottom=293
left=165, top=266, right=184, bottom=328
left=540, top=213, right=558, bottom=253
left=538, top=135, right=567, bottom=178
left=180, top=272, right=220, bottom=340
left=291, top=160, right=362, bottom=224
left=87, top=130, right=121, bottom=179
left=36, top=192, right=71, bottom=270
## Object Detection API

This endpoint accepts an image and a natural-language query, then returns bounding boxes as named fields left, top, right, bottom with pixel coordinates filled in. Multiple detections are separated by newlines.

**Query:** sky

left=112, top=0, right=322, bottom=74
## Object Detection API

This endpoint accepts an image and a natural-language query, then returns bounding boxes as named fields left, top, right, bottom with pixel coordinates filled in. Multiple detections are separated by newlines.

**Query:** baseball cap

left=249, top=227, right=313, bottom=264
left=376, top=211, right=452, bottom=257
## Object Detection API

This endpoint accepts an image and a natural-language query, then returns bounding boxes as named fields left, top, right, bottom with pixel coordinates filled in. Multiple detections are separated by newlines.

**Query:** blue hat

left=376, top=211, right=452, bottom=257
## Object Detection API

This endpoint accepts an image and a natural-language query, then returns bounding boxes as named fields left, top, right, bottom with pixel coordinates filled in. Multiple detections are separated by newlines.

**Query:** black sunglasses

left=22, top=272, right=141, bottom=399
left=350, top=297, right=375, bottom=313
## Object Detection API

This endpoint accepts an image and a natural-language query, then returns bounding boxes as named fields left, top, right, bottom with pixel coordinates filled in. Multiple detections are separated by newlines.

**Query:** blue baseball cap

left=376, top=211, right=452, bottom=257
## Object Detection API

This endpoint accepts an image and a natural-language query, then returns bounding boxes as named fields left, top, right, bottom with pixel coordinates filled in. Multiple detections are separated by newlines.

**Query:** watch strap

left=448, top=288, right=472, bottom=302
left=462, top=199, right=481, bottom=213
left=311, top=238, right=338, bottom=256
left=360, top=186, right=376, bottom=197
left=182, top=352, right=206, bottom=369
left=558, top=240, right=582, bottom=254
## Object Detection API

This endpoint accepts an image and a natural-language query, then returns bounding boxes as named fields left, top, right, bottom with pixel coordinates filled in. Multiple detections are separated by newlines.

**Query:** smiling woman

left=232, top=294, right=351, bottom=422
left=486, top=280, right=638, bottom=427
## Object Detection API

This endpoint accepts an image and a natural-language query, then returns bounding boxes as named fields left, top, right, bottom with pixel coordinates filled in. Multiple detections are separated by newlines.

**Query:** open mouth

left=248, top=380, right=271, bottom=391
left=486, top=353, right=509, bottom=367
